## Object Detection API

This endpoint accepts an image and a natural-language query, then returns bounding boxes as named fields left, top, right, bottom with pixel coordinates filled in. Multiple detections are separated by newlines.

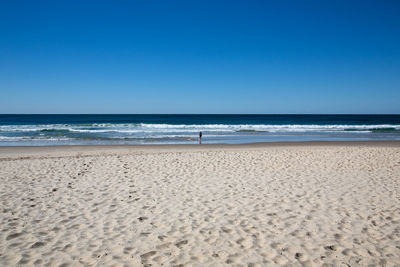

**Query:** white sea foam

left=1, top=123, right=399, bottom=135
left=0, top=136, right=72, bottom=141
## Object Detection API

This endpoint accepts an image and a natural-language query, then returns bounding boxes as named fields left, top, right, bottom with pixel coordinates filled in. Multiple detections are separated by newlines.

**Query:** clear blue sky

left=1, top=0, right=399, bottom=114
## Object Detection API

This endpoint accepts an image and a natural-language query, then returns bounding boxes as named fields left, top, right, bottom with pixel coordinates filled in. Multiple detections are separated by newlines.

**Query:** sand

left=0, top=142, right=400, bottom=266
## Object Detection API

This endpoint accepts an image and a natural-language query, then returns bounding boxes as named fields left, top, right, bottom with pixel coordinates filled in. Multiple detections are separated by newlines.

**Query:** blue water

left=1, top=114, right=400, bottom=146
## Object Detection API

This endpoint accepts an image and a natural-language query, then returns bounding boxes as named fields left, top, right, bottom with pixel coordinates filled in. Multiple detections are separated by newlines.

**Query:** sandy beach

left=1, top=142, right=400, bottom=266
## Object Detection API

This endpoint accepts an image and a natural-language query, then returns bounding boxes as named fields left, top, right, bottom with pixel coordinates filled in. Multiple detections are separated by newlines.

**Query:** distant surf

left=0, top=114, right=399, bottom=145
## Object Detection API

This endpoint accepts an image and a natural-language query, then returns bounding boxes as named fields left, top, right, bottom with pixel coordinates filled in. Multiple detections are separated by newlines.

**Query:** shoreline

left=1, top=140, right=400, bottom=161
left=1, top=140, right=400, bottom=155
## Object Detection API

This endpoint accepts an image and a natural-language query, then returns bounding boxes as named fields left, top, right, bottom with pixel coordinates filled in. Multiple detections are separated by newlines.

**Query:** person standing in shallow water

left=199, top=131, right=202, bottom=144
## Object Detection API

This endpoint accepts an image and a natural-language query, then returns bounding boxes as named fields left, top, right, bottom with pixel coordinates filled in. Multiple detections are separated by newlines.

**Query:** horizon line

left=1, top=113, right=400, bottom=116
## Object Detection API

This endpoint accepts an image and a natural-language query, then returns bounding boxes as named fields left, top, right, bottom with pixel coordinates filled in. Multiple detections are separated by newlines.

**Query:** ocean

left=0, top=114, right=400, bottom=146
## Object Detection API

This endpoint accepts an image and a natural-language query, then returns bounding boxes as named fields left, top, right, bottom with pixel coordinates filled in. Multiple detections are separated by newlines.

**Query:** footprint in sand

left=324, top=245, right=337, bottom=251
left=140, top=251, right=157, bottom=260
left=6, top=232, right=23, bottom=240
left=294, top=252, right=304, bottom=260
left=31, top=241, right=46, bottom=248
left=175, top=240, right=188, bottom=248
